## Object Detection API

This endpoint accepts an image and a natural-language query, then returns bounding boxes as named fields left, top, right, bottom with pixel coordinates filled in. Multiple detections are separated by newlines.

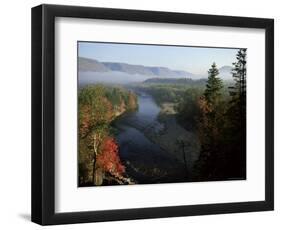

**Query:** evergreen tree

left=229, top=48, right=246, bottom=117
left=194, top=54, right=247, bottom=181
left=194, top=63, right=225, bottom=180
left=225, top=48, right=247, bottom=178
left=204, top=62, right=223, bottom=106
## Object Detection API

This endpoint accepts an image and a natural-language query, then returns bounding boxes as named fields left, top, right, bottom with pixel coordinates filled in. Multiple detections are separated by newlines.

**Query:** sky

left=78, top=42, right=239, bottom=75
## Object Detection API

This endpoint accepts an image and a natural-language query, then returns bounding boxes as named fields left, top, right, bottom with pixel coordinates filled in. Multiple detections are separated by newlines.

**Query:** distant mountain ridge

left=79, top=57, right=196, bottom=78
left=219, top=65, right=233, bottom=74
left=79, top=57, right=109, bottom=72
left=79, top=57, right=233, bottom=80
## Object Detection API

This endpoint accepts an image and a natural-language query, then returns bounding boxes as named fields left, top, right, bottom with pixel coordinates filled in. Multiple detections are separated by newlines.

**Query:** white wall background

left=0, top=0, right=279, bottom=229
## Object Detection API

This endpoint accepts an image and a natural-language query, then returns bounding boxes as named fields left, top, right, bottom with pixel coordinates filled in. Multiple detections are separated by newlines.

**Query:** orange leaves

left=197, top=96, right=212, bottom=114
left=197, top=96, right=217, bottom=143
left=78, top=86, right=137, bottom=185
left=197, top=95, right=222, bottom=146
left=79, top=105, right=92, bottom=138
left=97, top=137, right=125, bottom=176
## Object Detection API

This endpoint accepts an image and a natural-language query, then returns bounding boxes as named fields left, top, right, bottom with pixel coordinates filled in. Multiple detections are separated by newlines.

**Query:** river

left=113, top=92, right=188, bottom=184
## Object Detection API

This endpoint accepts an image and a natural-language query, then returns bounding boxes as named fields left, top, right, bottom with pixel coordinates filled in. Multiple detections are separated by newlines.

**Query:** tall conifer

left=204, top=62, right=223, bottom=106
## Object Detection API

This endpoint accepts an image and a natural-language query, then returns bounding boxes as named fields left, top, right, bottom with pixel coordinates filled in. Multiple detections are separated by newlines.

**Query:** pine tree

left=194, top=63, right=225, bottom=180
left=204, top=62, right=223, bottom=106
left=229, top=48, right=246, bottom=115
left=224, top=48, right=247, bottom=178
left=227, top=48, right=247, bottom=136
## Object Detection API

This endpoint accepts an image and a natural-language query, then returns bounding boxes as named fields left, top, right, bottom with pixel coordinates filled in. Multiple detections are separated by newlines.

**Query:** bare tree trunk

left=179, top=140, right=189, bottom=179
left=92, top=134, right=98, bottom=185
left=92, top=156, right=96, bottom=185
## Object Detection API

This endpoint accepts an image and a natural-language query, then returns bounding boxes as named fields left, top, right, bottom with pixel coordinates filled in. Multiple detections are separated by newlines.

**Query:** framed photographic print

left=31, top=4, right=274, bottom=225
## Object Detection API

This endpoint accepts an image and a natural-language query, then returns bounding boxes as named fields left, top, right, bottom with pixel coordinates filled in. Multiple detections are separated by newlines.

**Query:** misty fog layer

left=79, top=70, right=232, bottom=86
left=79, top=71, right=162, bottom=85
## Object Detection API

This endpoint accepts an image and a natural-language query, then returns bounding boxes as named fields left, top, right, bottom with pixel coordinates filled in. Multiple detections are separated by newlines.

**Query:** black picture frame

left=31, top=4, right=274, bottom=225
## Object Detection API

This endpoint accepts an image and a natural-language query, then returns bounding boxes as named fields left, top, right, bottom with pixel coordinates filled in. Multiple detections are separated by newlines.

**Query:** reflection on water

left=113, top=93, right=187, bottom=184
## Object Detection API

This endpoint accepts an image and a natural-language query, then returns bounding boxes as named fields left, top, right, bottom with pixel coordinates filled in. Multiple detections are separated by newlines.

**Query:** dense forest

left=78, top=85, right=138, bottom=186
left=193, top=49, right=247, bottom=180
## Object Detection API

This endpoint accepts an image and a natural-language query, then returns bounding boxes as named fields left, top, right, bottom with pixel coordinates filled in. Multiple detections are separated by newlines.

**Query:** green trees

left=193, top=50, right=247, bottom=180
left=230, top=49, right=246, bottom=99
left=228, top=48, right=246, bottom=126
left=176, top=88, right=203, bottom=130
left=204, top=63, right=223, bottom=106
left=227, top=48, right=246, bottom=132
left=224, top=48, right=247, bottom=178
left=194, top=63, right=226, bottom=180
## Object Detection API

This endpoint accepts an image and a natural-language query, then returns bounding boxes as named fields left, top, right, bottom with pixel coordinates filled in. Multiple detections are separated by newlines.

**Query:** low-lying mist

left=79, top=71, right=156, bottom=85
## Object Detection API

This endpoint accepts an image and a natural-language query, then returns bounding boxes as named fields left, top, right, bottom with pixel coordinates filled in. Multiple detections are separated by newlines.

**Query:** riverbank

left=114, top=93, right=190, bottom=183
left=143, top=102, right=200, bottom=171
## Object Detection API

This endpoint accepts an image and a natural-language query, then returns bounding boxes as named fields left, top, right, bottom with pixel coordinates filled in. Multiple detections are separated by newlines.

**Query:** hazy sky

left=78, top=42, right=239, bottom=75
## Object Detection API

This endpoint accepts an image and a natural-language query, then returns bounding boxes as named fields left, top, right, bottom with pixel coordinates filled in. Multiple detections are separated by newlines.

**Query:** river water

left=113, top=93, right=188, bottom=184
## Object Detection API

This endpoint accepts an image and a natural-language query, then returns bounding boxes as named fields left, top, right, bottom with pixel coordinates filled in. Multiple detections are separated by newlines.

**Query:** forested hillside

left=78, top=85, right=138, bottom=186
left=193, top=49, right=247, bottom=180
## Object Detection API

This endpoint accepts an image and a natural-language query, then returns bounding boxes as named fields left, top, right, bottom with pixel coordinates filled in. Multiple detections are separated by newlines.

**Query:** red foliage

left=97, top=137, right=125, bottom=176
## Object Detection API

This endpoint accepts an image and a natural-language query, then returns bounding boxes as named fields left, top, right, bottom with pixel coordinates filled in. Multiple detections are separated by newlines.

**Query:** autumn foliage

left=97, top=137, right=125, bottom=176
left=79, top=105, right=92, bottom=138
left=78, top=85, right=137, bottom=186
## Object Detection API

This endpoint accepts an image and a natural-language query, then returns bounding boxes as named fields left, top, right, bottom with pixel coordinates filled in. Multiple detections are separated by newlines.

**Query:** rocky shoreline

left=142, top=103, right=200, bottom=171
